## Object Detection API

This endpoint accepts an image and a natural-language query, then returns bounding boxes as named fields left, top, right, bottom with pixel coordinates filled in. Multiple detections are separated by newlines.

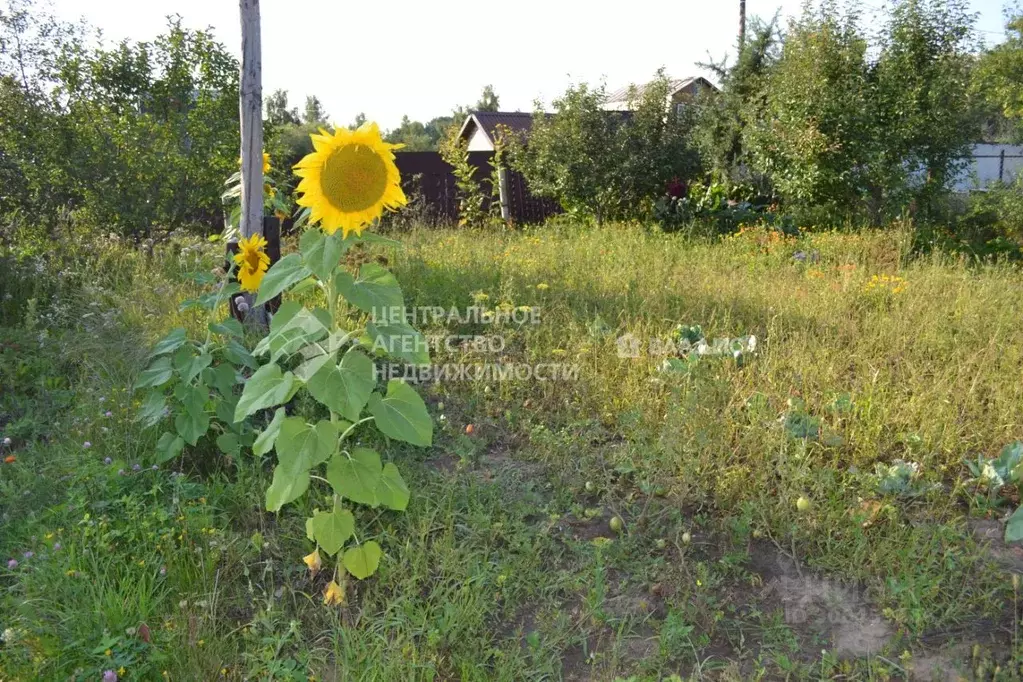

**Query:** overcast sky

left=48, top=0, right=1012, bottom=131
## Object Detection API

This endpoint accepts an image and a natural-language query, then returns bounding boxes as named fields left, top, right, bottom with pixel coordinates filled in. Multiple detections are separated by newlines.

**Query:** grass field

left=1, top=222, right=1022, bottom=681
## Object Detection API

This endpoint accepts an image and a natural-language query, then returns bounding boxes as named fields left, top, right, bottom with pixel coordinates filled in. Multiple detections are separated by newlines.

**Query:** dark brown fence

left=394, top=151, right=560, bottom=225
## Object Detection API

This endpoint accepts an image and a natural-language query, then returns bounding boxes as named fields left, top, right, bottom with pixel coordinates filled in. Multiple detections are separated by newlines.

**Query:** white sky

left=48, top=0, right=1012, bottom=131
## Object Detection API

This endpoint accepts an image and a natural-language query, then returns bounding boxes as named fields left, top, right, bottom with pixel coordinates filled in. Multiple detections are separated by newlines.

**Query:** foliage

left=870, top=0, right=978, bottom=212
left=439, top=132, right=490, bottom=228
left=741, top=0, right=980, bottom=223
left=241, top=227, right=431, bottom=580
left=743, top=2, right=876, bottom=214
left=0, top=2, right=240, bottom=238
left=513, top=71, right=700, bottom=224
left=973, top=12, right=1023, bottom=141
left=695, top=14, right=780, bottom=181
left=384, top=85, right=501, bottom=152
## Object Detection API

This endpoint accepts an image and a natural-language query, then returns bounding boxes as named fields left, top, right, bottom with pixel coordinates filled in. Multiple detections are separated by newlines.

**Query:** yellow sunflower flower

left=238, top=152, right=271, bottom=175
left=294, top=122, right=406, bottom=237
left=303, top=548, right=322, bottom=576
left=323, top=580, right=345, bottom=606
left=233, top=234, right=270, bottom=293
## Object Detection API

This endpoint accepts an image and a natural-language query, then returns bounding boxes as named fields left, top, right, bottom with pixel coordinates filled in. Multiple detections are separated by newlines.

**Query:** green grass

left=1, top=222, right=1022, bottom=681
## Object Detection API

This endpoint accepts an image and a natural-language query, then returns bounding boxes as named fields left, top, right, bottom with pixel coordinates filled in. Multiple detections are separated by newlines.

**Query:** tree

left=695, top=14, right=779, bottom=180
left=303, top=94, right=327, bottom=124
left=386, top=115, right=433, bottom=151
left=0, top=2, right=241, bottom=238
left=266, top=88, right=299, bottom=126
left=743, top=2, right=876, bottom=213
left=513, top=72, right=699, bottom=223
left=474, top=84, right=499, bottom=112
left=871, top=0, right=979, bottom=208
left=974, top=12, right=1023, bottom=141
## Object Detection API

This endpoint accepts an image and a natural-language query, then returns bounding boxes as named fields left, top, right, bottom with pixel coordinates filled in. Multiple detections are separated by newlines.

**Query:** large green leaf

left=326, top=447, right=382, bottom=506
left=276, top=417, right=339, bottom=468
left=376, top=462, right=410, bottom=511
left=334, top=262, right=404, bottom=320
left=205, top=363, right=238, bottom=399
left=256, top=253, right=312, bottom=306
left=155, top=432, right=185, bottom=464
left=367, top=380, right=433, bottom=447
left=310, top=507, right=355, bottom=556
left=343, top=541, right=382, bottom=579
left=255, top=301, right=331, bottom=361
left=294, top=330, right=354, bottom=382
left=216, top=432, right=241, bottom=456
left=223, top=340, right=258, bottom=369
left=208, top=318, right=243, bottom=338
left=364, top=320, right=430, bottom=365
left=306, top=350, right=376, bottom=421
left=175, top=404, right=209, bottom=446
left=253, top=407, right=286, bottom=456
left=1007, top=506, right=1023, bottom=544
left=179, top=352, right=213, bottom=385
left=134, top=356, right=174, bottom=390
left=137, top=391, right=168, bottom=427
left=150, top=328, right=188, bottom=357
left=234, top=363, right=297, bottom=422
left=300, top=228, right=346, bottom=281
left=265, top=462, right=309, bottom=512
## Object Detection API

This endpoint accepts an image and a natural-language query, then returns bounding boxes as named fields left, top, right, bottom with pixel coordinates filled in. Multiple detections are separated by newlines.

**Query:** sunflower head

left=294, top=122, right=406, bottom=237
left=239, top=152, right=272, bottom=175
left=233, top=234, right=270, bottom=293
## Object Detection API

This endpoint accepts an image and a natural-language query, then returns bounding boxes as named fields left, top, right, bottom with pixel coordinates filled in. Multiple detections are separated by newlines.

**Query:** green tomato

left=609, top=516, right=624, bottom=533
left=681, top=531, right=692, bottom=545
left=796, top=496, right=811, bottom=512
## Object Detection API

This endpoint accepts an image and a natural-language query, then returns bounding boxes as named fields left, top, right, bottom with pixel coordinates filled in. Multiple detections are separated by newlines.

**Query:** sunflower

left=294, top=122, right=406, bottom=237
left=238, top=152, right=272, bottom=175
left=233, top=234, right=270, bottom=293
left=323, top=580, right=345, bottom=606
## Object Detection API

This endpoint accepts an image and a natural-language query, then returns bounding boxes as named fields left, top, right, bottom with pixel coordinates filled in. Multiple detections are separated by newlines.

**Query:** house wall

left=466, top=127, right=495, bottom=152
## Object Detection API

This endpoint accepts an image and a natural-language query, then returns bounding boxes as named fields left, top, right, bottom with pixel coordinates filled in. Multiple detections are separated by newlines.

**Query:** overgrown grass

left=1, top=222, right=1021, bottom=681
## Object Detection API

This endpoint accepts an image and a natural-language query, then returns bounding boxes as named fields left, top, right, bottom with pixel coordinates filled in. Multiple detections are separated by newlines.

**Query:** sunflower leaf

left=334, top=263, right=404, bottom=321
left=366, top=380, right=433, bottom=447
left=343, top=541, right=382, bottom=579
left=256, top=254, right=311, bottom=307
left=300, top=229, right=346, bottom=282
left=234, top=363, right=298, bottom=422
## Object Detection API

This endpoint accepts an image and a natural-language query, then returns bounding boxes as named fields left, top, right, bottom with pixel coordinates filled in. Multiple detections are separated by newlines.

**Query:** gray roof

left=604, top=76, right=715, bottom=104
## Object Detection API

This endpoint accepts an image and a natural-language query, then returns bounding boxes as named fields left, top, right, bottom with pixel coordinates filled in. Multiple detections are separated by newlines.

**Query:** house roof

left=604, top=76, right=717, bottom=106
left=457, top=111, right=552, bottom=146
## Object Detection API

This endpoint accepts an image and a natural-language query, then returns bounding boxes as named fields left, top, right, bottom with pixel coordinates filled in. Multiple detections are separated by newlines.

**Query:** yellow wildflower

left=303, top=548, right=322, bottom=576
left=323, top=580, right=345, bottom=606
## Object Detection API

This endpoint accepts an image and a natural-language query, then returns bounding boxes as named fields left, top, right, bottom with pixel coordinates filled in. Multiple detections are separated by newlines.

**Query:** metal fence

left=394, top=151, right=560, bottom=225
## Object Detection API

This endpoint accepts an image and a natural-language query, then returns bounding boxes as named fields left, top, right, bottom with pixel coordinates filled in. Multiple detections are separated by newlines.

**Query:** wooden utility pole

left=239, top=0, right=263, bottom=239
left=233, top=0, right=270, bottom=326
left=738, top=0, right=747, bottom=49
